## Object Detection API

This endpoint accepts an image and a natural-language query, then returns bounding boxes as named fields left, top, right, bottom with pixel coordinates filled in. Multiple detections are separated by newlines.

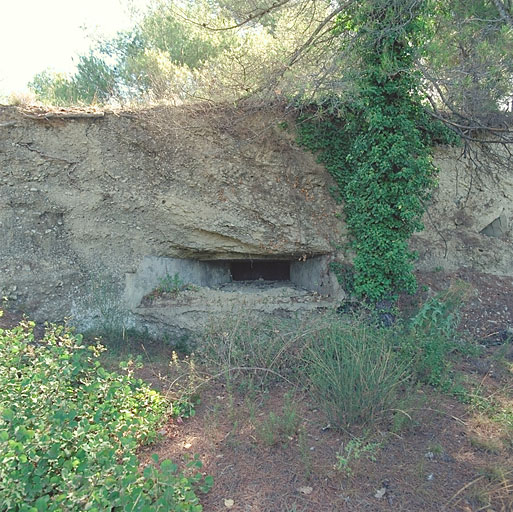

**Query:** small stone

left=224, top=499, right=234, bottom=508
left=375, top=488, right=386, bottom=499
left=440, top=452, right=455, bottom=463
left=298, top=486, right=313, bottom=495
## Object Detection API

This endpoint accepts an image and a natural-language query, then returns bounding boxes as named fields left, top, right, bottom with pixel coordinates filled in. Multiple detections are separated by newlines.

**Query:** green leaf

left=160, top=459, right=177, bottom=473
left=1, top=408, right=15, bottom=421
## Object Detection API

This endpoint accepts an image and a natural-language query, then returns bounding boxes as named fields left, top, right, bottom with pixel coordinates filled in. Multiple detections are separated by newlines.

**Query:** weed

left=84, top=272, right=129, bottom=342
left=200, top=312, right=305, bottom=388
left=156, top=273, right=197, bottom=295
left=172, top=333, right=195, bottom=354
left=390, top=390, right=426, bottom=434
left=409, top=281, right=469, bottom=338
left=426, top=442, right=445, bottom=456
left=470, top=436, right=502, bottom=454
left=225, top=420, right=242, bottom=451
left=157, top=272, right=186, bottom=294
left=334, top=437, right=382, bottom=477
left=297, top=429, right=313, bottom=479
left=480, top=465, right=510, bottom=482
left=255, top=393, right=300, bottom=447
left=452, top=378, right=498, bottom=414
left=167, top=351, right=202, bottom=419
left=7, top=91, right=35, bottom=106
left=415, top=456, right=427, bottom=481
left=454, top=379, right=513, bottom=453
left=492, top=336, right=513, bottom=371
left=243, top=393, right=260, bottom=424
left=469, top=466, right=513, bottom=512
left=203, top=403, right=223, bottom=441
left=466, top=485, right=491, bottom=509
left=399, top=281, right=471, bottom=388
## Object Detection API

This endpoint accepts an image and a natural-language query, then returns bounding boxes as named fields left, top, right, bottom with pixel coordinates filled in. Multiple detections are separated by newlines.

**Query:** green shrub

left=399, top=282, right=471, bottom=388
left=297, top=2, right=460, bottom=303
left=302, top=316, right=411, bottom=428
left=0, top=318, right=211, bottom=511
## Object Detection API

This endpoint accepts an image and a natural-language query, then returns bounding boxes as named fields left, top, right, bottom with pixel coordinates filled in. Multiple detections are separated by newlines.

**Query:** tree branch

left=286, top=3, right=349, bottom=68
left=490, top=0, right=513, bottom=27
left=174, top=0, right=292, bottom=31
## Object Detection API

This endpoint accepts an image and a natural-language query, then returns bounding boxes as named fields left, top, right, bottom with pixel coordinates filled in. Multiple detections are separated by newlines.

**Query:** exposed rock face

left=1, top=105, right=512, bottom=333
left=0, top=106, right=344, bottom=328
left=413, top=146, right=513, bottom=275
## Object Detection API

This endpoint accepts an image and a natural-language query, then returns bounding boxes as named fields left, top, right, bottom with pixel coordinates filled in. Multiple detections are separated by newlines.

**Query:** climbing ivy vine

left=298, top=0, right=458, bottom=302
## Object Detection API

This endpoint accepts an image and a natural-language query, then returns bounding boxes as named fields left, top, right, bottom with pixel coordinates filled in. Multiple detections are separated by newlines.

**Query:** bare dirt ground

left=2, top=270, right=512, bottom=512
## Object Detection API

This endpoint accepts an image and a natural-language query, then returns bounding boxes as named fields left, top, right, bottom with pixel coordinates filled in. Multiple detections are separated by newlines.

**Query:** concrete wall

left=124, top=256, right=231, bottom=310
left=290, top=255, right=344, bottom=298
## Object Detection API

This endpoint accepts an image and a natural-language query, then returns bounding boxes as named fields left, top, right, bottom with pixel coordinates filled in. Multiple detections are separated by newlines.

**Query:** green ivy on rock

left=298, top=0, right=458, bottom=302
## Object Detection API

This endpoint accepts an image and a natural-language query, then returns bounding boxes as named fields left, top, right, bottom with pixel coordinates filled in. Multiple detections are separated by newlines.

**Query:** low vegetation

left=1, top=278, right=512, bottom=510
left=199, top=282, right=473, bottom=427
left=0, top=315, right=211, bottom=512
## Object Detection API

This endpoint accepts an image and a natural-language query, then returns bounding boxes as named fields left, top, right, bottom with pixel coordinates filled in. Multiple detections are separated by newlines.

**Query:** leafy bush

left=297, top=1, right=460, bottom=302
left=0, top=318, right=211, bottom=511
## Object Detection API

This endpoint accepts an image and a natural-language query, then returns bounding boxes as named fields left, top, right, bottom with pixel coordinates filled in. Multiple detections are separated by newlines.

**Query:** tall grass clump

left=302, top=316, right=412, bottom=428
left=199, top=312, right=309, bottom=388
left=0, top=316, right=211, bottom=511
left=198, top=282, right=470, bottom=429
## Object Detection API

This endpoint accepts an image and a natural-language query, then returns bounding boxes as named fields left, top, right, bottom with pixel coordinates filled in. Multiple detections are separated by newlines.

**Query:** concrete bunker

left=230, top=260, right=291, bottom=281
left=125, top=255, right=343, bottom=334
